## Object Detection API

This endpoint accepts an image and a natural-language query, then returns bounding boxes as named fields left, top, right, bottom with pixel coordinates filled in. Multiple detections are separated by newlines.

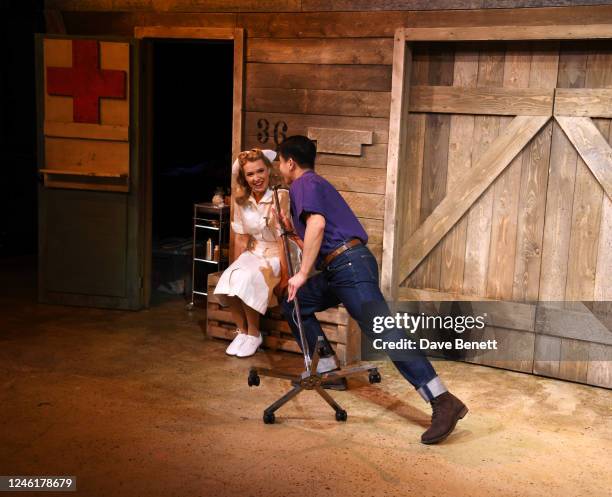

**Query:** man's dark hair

left=277, top=135, right=317, bottom=170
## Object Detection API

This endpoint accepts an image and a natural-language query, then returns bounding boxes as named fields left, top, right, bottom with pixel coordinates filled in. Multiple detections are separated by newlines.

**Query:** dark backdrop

left=0, top=0, right=44, bottom=257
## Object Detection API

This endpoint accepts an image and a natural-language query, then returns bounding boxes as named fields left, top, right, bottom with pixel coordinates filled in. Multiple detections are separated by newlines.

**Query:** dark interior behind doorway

left=151, top=39, right=233, bottom=301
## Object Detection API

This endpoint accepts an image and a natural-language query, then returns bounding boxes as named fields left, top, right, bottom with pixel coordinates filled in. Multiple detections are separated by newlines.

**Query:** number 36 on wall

left=257, top=118, right=288, bottom=145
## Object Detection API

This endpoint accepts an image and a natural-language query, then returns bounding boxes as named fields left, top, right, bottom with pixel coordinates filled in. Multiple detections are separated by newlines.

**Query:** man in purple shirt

left=276, top=135, right=468, bottom=445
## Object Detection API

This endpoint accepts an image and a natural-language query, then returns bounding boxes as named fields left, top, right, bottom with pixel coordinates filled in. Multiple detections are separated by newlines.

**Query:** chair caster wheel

left=263, top=412, right=275, bottom=424
left=248, top=371, right=260, bottom=387
left=335, top=410, right=347, bottom=422
left=368, top=371, right=382, bottom=384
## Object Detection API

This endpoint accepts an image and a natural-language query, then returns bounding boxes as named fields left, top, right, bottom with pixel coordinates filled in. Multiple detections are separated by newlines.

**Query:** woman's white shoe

left=236, top=334, right=263, bottom=357
left=225, top=332, right=247, bottom=356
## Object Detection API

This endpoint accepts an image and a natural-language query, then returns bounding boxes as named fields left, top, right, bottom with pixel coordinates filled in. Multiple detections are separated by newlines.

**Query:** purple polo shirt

left=289, top=170, right=368, bottom=260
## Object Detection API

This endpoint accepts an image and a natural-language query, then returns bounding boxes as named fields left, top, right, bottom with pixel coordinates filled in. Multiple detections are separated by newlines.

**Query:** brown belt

left=322, top=238, right=362, bottom=267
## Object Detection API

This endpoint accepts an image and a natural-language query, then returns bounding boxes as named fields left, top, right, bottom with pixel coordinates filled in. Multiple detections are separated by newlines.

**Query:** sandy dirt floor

left=1, top=257, right=611, bottom=497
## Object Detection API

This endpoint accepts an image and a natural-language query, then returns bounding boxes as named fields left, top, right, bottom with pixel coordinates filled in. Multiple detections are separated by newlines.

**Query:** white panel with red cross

left=42, top=38, right=130, bottom=190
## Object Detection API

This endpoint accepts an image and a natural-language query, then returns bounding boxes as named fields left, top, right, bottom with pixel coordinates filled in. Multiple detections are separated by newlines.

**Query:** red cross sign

left=47, top=40, right=127, bottom=124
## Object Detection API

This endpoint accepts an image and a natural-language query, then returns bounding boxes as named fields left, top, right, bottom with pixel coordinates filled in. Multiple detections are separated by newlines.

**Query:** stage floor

left=1, top=256, right=611, bottom=497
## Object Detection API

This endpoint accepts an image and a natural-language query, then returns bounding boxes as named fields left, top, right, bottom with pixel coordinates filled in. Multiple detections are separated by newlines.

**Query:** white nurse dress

left=213, top=188, right=289, bottom=315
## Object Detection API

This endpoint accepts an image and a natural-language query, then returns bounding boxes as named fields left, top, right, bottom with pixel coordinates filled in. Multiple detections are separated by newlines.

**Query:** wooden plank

left=307, top=127, right=373, bottom=155
left=586, top=342, right=612, bottom=388
left=40, top=168, right=125, bottom=178
left=244, top=112, right=389, bottom=145
left=59, top=6, right=612, bottom=38
left=400, top=113, right=426, bottom=243
left=370, top=244, right=383, bottom=266
left=45, top=137, right=129, bottom=175
left=539, top=47, right=586, bottom=301
left=414, top=44, right=454, bottom=290
left=343, top=319, right=362, bottom=365
left=62, top=11, right=237, bottom=36
left=156, top=0, right=302, bottom=12
left=208, top=272, right=221, bottom=286
left=402, top=24, right=612, bottom=41
left=244, top=87, right=390, bottom=118
left=558, top=338, right=590, bottom=383
left=244, top=136, right=388, bottom=168
left=475, top=326, right=535, bottom=374
left=359, top=217, right=383, bottom=246
left=236, top=6, right=612, bottom=38
left=486, top=44, right=530, bottom=300
left=409, top=85, right=554, bottom=116
left=402, top=114, right=426, bottom=245
left=398, top=286, right=495, bottom=301
left=42, top=175, right=129, bottom=193
left=315, top=306, right=350, bottom=325
left=262, top=335, right=302, bottom=355
left=397, top=287, right=536, bottom=331
left=233, top=27, right=245, bottom=162
left=512, top=44, right=558, bottom=302
left=440, top=47, right=478, bottom=294
left=247, top=38, right=393, bottom=65
left=399, top=45, right=429, bottom=288
left=555, top=116, right=612, bottom=201
left=246, top=63, right=392, bottom=92
left=316, top=165, right=385, bottom=194
left=399, top=114, right=550, bottom=284
left=44, top=121, right=129, bottom=141
left=533, top=334, right=561, bottom=378
left=48, top=0, right=303, bottom=11
left=208, top=308, right=349, bottom=345
left=207, top=308, right=235, bottom=323
left=207, top=292, right=222, bottom=305
left=555, top=88, right=612, bottom=117
left=208, top=324, right=304, bottom=355
left=99, top=41, right=130, bottom=126
left=382, top=30, right=412, bottom=299
left=564, top=154, right=605, bottom=300
left=538, top=124, right=577, bottom=300
left=134, top=26, right=236, bottom=39
left=338, top=191, right=385, bottom=220
left=562, top=49, right=611, bottom=301
left=303, top=1, right=612, bottom=12
left=474, top=301, right=536, bottom=332
left=535, top=304, right=612, bottom=346
left=563, top=49, right=612, bottom=301
left=259, top=317, right=346, bottom=344
left=594, top=195, right=612, bottom=300
left=462, top=49, right=504, bottom=298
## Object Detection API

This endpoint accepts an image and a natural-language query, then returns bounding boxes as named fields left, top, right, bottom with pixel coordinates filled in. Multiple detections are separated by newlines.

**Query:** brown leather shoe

left=421, top=392, right=468, bottom=445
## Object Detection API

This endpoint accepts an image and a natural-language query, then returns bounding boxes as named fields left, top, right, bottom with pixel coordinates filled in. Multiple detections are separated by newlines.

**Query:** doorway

left=148, top=38, right=234, bottom=305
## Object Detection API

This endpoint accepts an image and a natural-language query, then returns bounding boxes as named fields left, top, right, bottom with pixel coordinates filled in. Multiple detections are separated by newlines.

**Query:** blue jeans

left=280, top=244, right=442, bottom=400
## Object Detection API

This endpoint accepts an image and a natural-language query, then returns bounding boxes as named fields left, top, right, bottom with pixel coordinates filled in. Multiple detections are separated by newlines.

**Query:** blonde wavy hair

left=234, top=148, right=282, bottom=205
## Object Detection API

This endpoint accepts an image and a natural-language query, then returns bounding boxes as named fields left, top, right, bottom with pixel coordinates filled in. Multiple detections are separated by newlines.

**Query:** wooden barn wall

left=46, top=2, right=612, bottom=268
left=44, top=1, right=612, bottom=388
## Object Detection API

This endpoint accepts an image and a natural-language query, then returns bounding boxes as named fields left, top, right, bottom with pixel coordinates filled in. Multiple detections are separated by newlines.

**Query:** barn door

left=395, top=41, right=612, bottom=303
left=36, top=35, right=144, bottom=310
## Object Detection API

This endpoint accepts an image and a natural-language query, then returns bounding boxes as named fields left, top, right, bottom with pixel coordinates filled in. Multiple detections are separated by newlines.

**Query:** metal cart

left=186, top=202, right=230, bottom=310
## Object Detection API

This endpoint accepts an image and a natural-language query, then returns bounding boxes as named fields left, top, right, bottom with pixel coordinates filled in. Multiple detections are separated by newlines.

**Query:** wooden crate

left=206, top=272, right=361, bottom=366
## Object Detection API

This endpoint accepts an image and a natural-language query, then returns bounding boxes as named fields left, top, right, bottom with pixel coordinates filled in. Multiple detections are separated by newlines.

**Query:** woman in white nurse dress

left=214, top=148, right=289, bottom=358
